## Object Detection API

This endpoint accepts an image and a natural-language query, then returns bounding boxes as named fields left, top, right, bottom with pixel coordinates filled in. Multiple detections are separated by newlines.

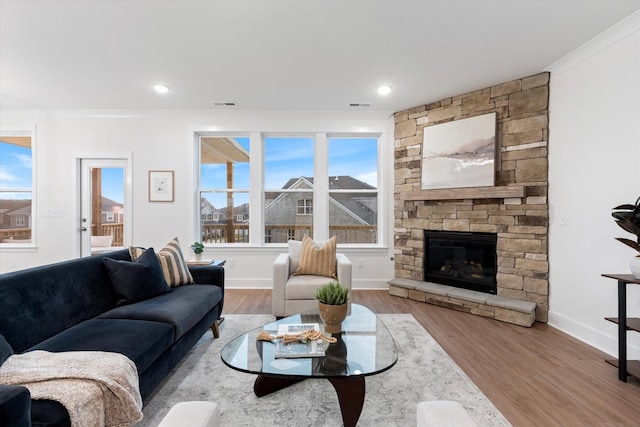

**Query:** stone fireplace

left=390, top=72, right=549, bottom=326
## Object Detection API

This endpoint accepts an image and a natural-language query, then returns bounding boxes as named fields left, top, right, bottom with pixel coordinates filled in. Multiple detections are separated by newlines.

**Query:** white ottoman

left=157, top=401, right=220, bottom=427
left=417, top=401, right=478, bottom=427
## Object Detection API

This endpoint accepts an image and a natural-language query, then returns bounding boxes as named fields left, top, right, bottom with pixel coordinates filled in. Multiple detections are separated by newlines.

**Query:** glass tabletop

left=221, top=303, right=398, bottom=378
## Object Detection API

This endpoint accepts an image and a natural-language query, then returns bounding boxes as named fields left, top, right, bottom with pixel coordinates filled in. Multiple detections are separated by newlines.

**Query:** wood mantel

left=400, top=186, right=525, bottom=201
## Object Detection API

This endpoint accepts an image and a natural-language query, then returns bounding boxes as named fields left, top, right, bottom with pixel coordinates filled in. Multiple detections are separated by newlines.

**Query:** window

left=264, top=136, right=314, bottom=243
left=297, top=198, right=313, bottom=215
left=328, top=137, right=378, bottom=244
left=106, top=212, right=114, bottom=222
left=196, top=132, right=381, bottom=246
left=0, top=129, right=35, bottom=245
left=199, top=136, right=250, bottom=244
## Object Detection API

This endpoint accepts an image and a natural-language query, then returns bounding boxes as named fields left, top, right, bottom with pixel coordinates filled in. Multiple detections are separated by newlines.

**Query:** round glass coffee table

left=221, top=303, right=398, bottom=427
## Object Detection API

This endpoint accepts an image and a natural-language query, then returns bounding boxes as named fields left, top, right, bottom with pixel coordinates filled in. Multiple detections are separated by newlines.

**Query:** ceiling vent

left=211, top=102, right=238, bottom=107
left=349, top=102, right=372, bottom=108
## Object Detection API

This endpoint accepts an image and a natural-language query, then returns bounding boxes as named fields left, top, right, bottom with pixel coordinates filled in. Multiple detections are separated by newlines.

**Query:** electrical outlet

left=227, top=259, right=234, bottom=268
left=357, top=259, right=364, bottom=268
left=560, top=213, right=568, bottom=226
left=40, top=209, right=49, bottom=218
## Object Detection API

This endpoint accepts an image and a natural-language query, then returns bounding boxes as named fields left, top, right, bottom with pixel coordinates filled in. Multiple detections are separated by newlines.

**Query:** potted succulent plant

left=612, top=196, right=640, bottom=279
left=190, top=241, right=205, bottom=261
left=314, top=281, right=350, bottom=333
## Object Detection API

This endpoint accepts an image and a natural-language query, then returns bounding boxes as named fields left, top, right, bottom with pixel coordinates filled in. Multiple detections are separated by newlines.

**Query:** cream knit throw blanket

left=0, top=350, right=143, bottom=427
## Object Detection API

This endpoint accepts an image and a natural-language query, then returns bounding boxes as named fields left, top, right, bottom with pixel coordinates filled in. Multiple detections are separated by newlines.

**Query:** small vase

left=194, top=253, right=203, bottom=262
left=318, top=302, right=348, bottom=334
left=630, top=256, right=640, bottom=280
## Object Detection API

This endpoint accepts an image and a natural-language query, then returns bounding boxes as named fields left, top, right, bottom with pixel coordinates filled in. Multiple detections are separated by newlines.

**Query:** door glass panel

left=91, top=167, right=124, bottom=250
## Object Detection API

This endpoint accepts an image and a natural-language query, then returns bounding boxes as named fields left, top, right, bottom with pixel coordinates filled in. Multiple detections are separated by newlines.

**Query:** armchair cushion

left=293, top=235, right=337, bottom=278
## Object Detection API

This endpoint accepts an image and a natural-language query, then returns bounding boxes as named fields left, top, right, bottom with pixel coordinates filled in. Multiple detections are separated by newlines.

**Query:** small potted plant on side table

left=314, top=281, right=350, bottom=334
left=190, top=241, right=205, bottom=262
left=612, top=196, right=640, bottom=279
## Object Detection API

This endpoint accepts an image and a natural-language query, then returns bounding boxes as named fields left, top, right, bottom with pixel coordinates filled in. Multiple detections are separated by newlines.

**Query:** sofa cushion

left=98, top=285, right=222, bottom=341
left=103, top=247, right=171, bottom=306
left=293, top=234, right=337, bottom=278
left=0, top=335, right=12, bottom=366
left=29, top=318, right=174, bottom=374
left=0, top=249, right=131, bottom=353
left=130, top=237, right=194, bottom=287
left=0, top=384, right=32, bottom=427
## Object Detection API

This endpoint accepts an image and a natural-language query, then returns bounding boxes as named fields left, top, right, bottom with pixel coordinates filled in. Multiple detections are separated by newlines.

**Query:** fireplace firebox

left=424, top=230, right=497, bottom=294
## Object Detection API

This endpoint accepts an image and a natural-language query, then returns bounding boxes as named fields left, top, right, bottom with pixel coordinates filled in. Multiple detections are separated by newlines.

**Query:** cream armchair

left=273, top=238, right=352, bottom=318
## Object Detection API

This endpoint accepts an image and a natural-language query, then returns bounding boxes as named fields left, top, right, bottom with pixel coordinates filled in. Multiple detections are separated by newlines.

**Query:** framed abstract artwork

left=148, top=170, right=174, bottom=202
left=421, top=112, right=496, bottom=190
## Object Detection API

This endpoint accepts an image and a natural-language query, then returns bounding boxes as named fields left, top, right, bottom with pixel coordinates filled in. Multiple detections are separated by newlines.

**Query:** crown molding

left=546, top=9, right=640, bottom=74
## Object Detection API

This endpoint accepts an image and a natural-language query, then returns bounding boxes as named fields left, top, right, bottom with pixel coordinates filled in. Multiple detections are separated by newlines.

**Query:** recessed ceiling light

left=377, top=85, right=392, bottom=95
left=153, top=84, right=170, bottom=94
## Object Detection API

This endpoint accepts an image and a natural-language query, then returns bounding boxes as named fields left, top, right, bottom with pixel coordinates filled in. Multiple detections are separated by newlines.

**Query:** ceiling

left=1, top=0, right=639, bottom=113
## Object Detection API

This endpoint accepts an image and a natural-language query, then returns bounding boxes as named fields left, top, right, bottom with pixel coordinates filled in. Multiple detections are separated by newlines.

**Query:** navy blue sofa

left=0, top=249, right=224, bottom=427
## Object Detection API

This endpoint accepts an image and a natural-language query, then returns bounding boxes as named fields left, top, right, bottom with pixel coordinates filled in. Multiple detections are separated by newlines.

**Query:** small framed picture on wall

left=148, top=170, right=174, bottom=202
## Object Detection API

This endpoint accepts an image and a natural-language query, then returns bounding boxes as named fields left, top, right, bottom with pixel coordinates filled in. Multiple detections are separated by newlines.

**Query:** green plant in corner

left=314, top=281, right=350, bottom=305
left=612, top=196, right=640, bottom=255
left=190, top=242, right=204, bottom=254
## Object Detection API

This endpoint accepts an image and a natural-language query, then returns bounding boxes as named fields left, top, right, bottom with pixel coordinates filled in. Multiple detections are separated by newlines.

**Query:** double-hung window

left=264, top=136, right=314, bottom=243
left=199, top=136, right=250, bottom=244
left=0, top=128, right=35, bottom=246
left=328, top=136, right=378, bottom=244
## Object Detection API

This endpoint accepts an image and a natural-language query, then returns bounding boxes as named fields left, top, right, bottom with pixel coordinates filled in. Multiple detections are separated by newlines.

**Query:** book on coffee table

left=274, top=323, right=326, bottom=358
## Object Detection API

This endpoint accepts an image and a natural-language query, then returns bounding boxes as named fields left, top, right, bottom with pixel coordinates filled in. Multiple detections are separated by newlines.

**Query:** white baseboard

left=547, top=310, right=640, bottom=358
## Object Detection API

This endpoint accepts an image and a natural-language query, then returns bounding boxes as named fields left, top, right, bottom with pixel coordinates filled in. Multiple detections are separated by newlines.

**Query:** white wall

left=0, top=110, right=396, bottom=290
left=547, top=12, right=640, bottom=357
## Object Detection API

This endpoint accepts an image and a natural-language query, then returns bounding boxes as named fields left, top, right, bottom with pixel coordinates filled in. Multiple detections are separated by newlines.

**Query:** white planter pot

left=194, top=253, right=203, bottom=262
left=630, top=256, right=640, bottom=280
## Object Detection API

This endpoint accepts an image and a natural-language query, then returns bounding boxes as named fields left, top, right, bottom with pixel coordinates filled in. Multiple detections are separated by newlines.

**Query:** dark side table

left=602, top=273, right=640, bottom=382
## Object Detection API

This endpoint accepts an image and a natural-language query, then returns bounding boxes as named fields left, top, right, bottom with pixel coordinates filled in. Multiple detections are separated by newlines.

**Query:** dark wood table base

left=253, top=375, right=366, bottom=427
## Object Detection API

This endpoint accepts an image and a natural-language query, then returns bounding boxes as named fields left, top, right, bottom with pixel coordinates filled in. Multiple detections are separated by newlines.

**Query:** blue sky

left=0, top=141, right=32, bottom=199
left=200, top=136, right=378, bottom=189
left=200, top=136, right=378, bottom=208
left=101, top=168, right=124, bottom=203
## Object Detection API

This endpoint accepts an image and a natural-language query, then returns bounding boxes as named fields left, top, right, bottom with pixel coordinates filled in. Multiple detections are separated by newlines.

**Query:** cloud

left=355, top=171, right=378, bottom=187
left=14, top=153, right=32, bottom=169
left=0, top=168, right=18, bottom=182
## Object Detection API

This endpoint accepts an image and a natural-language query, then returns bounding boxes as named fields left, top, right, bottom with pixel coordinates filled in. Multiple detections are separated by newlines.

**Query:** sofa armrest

left=188, top=265, right=225, bottom=316
left=336, top=253, right=352, bottom=289
left=272, top=253, right=290, bottom=317
left=0, top=384, right=31, bottom=427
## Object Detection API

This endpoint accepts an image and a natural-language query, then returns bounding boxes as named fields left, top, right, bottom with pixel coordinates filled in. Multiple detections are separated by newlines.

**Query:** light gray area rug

left=138, top=314, right=511, bottom=426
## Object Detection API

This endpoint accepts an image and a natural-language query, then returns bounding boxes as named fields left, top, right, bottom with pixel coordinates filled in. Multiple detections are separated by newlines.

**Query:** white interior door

left=79, top=158, right=132, bottom=257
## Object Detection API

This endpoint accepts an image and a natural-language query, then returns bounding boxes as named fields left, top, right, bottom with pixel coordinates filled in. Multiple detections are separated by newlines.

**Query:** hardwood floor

left=223, top=289, right=640, bottom=426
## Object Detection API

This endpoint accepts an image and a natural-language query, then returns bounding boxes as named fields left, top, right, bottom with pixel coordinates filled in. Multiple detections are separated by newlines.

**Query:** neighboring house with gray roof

left=265, top=175, right=377, bottom=243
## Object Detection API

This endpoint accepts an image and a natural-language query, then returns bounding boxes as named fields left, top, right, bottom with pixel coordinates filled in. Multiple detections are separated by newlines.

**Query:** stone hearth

left=392, top=72, right=549, bottom=326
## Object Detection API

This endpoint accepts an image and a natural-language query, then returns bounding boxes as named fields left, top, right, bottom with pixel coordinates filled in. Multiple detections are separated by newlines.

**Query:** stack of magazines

left=274, top=323, right=327, bottom=359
